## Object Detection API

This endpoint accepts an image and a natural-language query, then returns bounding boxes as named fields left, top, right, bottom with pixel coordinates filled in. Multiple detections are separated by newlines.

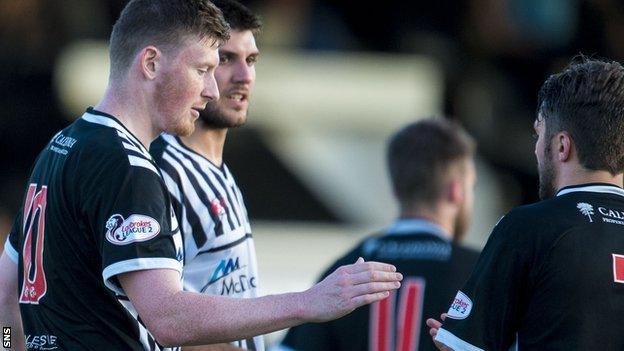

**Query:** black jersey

left=435, top=184, right=624, bottom=351
left=280, top=219, right=480, bottom=351
left=5, top=108, right=183, bottom=350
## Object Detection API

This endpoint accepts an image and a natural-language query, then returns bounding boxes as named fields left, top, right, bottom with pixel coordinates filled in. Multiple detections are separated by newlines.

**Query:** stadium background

left=1, top=0, right=623, bottom=346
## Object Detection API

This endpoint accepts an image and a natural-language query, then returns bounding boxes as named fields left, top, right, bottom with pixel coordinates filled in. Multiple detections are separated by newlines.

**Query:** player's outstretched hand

left=301, top=257, right=402, bottom=323
left=426, top=313, right=453, bottom=351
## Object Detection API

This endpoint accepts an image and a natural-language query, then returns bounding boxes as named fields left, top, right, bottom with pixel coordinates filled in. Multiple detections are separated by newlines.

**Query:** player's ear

left=138, top=46, right=161, bottom=80
left=448, top=176, right=464, bottom=206
left=556, top=131, right=573, bottom=162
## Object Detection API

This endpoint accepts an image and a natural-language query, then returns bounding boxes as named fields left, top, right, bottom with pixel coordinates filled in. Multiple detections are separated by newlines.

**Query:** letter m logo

left=209, top=257, right=240, bottom=284
left=613, top=254, right=624, bottom=284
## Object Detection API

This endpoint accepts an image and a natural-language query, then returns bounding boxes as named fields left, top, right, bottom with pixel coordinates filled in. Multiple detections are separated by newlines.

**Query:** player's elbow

left=148, top=320, right=183, bottom=347
left=147, top=314, right=203, bottom=347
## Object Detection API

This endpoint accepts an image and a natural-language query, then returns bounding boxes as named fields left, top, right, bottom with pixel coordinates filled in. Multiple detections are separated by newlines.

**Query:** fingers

left=350, top=291, right=390, bottom=308
left=345, top=260, right=397, bottom=274
left=426, top=318, right=442, bottom=330
left=429, top=327, right=438, bottom=337
left=355, top=257, right=364, bottom=264
left=441, top=313, right=447, bottom=321
left=351, top=281, right=401, bottom=297
left=349, top=270, right=403, bottom=285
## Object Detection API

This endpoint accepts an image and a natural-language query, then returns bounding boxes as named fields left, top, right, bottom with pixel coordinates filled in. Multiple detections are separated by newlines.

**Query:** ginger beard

left=154, top=67, right=198, bottom=136
left=153, top=37, right=220, bottom=136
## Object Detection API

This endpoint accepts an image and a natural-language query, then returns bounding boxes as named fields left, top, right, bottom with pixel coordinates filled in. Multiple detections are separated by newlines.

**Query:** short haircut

left=212, top=0, right=262, bottom=34
left=109, top=0, right=231, bottom=80
left=388, top=118, right=476, bottom=207
left=538, top=57, right=624, bottom=175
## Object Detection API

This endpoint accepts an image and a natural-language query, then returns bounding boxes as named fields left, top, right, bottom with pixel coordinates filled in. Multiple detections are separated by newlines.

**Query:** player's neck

left=95, top=83, right=158, bottom=148
left=179, top=126, right=228, bottom=166
left=399, top=206, right=454, bottom=241
left=556, top=165, right=624, bottom=192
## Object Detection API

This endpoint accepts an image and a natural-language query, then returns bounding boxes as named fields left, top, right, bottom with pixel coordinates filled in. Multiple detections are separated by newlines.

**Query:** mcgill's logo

left=208, top=257, right=242, bottom=285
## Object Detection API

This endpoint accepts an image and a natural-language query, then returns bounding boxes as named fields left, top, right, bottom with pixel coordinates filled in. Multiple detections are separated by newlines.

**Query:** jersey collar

left=386, top=218, right=451, bottom=242
left=557, top=183, right=624, bottom=197
left=160, top=133, right=228, bottom=175
left=81, top=107, right=151, bottom=156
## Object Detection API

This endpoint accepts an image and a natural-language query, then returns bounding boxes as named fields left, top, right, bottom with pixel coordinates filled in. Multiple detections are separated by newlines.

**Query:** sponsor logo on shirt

left=25, top=334, right=59, bottom=350
left=576, top=202, right=594, bottom=222
left=105, top=214, right=161, bottom=245
left=598, top=206, right=624, bottom=226
left=49, top=133, right=77, bottom=156
left=201, top=257, right=257, bottom=296
left=447, top=291, right=473, bottom=320
left=363, top=238, right=451, bottom=261
left=208, top=257, right=242, bottom=285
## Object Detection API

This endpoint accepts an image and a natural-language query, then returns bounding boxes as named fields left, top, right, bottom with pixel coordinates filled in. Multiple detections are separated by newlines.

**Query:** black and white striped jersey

left=151, top=134, right=263, bottom=351
left=5, top=108, right=183, bottom=351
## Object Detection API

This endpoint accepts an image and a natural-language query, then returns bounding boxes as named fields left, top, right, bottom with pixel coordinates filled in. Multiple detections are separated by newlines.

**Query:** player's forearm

left=159, top=290, right=305, bottom=346
left=121, top=262, right=401, bottom=347
left=182, top=342, right=247, bottom=350
left=0, top=252, right=25, bottom=350
left=0, top=300, right=25, bottom=350
left=0, top=283, right=25, bottom=350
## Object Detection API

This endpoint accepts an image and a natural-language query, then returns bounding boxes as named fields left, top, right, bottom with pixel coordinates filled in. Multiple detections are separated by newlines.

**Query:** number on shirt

left=19, top=184, right=49, bottom=304
left=370, top=278, right=426, bottom=351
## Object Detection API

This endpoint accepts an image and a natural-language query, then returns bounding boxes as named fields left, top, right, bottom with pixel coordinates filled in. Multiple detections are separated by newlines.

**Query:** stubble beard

left=453, top=204, right=470, bottom=244
left=199, top=101, right=247, bottom=129
left=538, top=141, right=558, bottom=200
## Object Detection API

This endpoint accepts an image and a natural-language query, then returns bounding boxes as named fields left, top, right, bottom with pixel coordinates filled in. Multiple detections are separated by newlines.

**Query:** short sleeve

left=435, top=212, right=532, bottom=351
left=4, top=211, right=23, bottom=264
left=83, top=158, right=182, bottom=295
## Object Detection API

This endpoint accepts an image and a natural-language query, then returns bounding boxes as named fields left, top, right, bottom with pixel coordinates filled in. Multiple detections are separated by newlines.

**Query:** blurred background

left=1, top=0, right=624, bottom=346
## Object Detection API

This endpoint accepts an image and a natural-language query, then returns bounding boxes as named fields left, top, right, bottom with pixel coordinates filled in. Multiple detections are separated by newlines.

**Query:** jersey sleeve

left=435, top=211, right=533, bottom=351
left=4, top=212, right=22, bottom=264
left=82, top=154, right=181, bottom=295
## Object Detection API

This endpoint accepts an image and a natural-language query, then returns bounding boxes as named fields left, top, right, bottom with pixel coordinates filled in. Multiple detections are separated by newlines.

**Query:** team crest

left=447, top=291, right=473, bottom=320
left=210, top=197, right=228, bottom=219
left=576, top=202, right=594, bottom=223
left=105, top=214, right=161, bottom=245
